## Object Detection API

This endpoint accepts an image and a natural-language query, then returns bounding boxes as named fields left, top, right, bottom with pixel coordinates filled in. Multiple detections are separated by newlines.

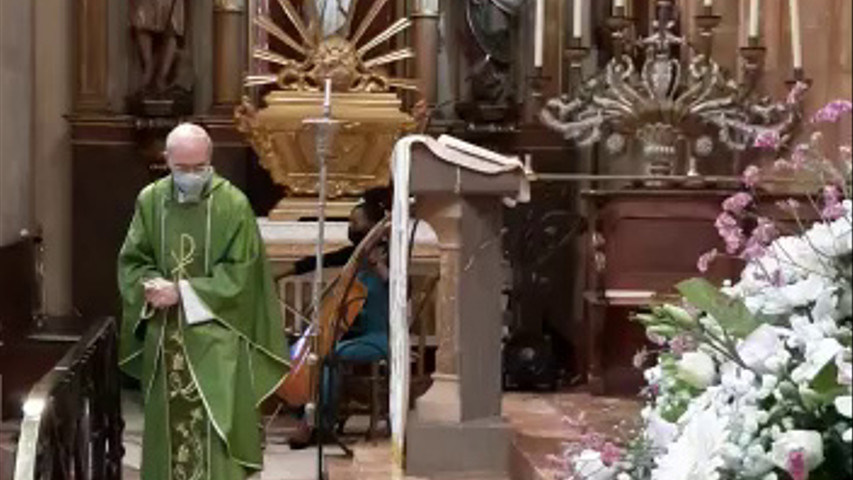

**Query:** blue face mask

left=172, top=167, right=213, bottom=203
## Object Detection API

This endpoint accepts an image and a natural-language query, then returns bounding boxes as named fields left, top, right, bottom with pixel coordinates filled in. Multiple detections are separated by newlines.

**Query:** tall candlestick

left=788, top=0, right=802, bottom=69
left=534, top=0, right=544, bottom=67
left=748, top=0, right=760, bottom=38
left=323, top=78, right=332, bottom=113
left=572, top=0, right=583, bottom=40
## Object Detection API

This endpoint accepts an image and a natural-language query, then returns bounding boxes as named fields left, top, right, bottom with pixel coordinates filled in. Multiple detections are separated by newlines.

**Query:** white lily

left=677, top=351, right=717, bottom=390
left=737, top=325, right=787, bottom=374
left=769, top=430, right=824, bottom=472
left=791, top=337, right=843, bottom=383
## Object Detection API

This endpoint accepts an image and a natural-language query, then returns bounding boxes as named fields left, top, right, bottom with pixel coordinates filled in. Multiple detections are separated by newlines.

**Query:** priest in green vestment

left=117, top=123, right=289, bottom=479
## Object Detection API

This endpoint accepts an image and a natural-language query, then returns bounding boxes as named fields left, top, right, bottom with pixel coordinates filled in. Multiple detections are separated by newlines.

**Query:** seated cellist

left=281, top=191, right=390, bottom=448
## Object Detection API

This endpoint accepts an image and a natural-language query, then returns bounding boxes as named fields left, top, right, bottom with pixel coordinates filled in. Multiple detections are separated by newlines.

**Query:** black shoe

left=288, top=429, right=317, bottom=450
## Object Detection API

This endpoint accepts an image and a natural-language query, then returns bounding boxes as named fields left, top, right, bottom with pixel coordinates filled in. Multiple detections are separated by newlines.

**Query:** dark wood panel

left=583, top=190, right=742, bottom=396
left=1, top=342, right=74, bottom=420
left=0, top=240, right=35, bottom=342
left=72, top=143, right=151, bottom=318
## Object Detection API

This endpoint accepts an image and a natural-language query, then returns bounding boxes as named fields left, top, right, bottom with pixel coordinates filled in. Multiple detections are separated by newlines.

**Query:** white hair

left=165, top=123, right=213, bottom=159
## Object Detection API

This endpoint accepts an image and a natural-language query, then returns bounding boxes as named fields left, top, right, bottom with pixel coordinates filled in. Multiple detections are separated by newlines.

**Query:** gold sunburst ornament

left=235, top=0, right=417, bottom=218
left=245, top=0, right=419, bottom=93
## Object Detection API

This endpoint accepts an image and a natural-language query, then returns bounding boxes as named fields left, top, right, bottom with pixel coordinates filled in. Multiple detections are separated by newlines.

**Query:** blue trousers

left=318, top=334, right=388, bottom=431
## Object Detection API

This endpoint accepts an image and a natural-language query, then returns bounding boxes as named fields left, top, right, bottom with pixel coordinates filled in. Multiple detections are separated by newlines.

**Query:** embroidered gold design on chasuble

left=160, top=231, right=208, bottom=480
left=165, top=319, right=207, bottom=480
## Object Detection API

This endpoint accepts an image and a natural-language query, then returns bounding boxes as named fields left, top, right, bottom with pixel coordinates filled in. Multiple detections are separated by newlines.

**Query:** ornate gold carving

left=236, top=0, right=417, bottom=203
left=236, top=91, right=414, bottom=198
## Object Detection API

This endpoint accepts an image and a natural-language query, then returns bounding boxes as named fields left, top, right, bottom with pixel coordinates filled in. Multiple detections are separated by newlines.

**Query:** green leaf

left=633, top=313, right=659, bottom=326
left=810, top=362, right=846, bottom=404
left=676, top=278, right=760, bottom=338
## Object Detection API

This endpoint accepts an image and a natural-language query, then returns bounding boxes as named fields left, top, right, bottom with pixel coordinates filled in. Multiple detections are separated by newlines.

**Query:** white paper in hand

left=178, top=280, right=216, bottom=325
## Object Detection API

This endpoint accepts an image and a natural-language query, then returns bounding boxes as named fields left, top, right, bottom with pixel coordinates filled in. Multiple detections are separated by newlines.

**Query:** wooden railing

left=14, top=317, right=123, bottom=480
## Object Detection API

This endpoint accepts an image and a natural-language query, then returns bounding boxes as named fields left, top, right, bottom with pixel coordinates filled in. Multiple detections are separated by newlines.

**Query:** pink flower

left=715, top=212, right=739, bottom=230
left=754, top=130, right=781, bottom=150
left=740, top=217, right=779, bottom=261
left=822, top=203, right=847, bottom=221
left=741, top=165, right=761, bottom=188
left=600, top=442, right=623, bottom=466
left=787, top=449, right=808, bottom=480
left=716, top=213, right=745, bottom=253
left=823, top=185, right=841, bottom=203
left=811, top=99, right=853, bottom=124
left=740, top=237, right=767, bottom=261
left=723, top=229, right=745, bottom=254
left=697, top=248, right=719, bottom=273
left=723, top=192, right=754, bottom=214
left=752, top=217, right=778, bottom=244
left=821, top=185, right=846, bottom=220
left=669, top=334, right=698, bottom=355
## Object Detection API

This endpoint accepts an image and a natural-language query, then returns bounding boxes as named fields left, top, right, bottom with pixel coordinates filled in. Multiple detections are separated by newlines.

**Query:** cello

left=276, top=216, right=391, bottom=406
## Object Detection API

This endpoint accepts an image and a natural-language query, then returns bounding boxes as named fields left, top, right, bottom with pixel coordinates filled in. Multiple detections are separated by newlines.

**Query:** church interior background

left=0, top=0, right=851, bottom=479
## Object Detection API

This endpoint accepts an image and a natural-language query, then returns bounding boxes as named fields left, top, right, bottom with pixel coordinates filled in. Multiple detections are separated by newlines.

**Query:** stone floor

left=121, top=389, right=350, bottom=480
left=119, top=389, right=641, bottom=480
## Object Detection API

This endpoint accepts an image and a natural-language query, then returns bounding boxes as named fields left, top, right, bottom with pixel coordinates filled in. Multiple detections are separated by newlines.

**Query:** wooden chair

left=335, top=276, right=438, bottom=440
left=274, top=259, right=438, bottom=440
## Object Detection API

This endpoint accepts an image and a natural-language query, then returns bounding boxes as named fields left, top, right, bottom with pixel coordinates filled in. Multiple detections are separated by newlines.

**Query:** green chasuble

left=117, top=175, right=289, bottom=479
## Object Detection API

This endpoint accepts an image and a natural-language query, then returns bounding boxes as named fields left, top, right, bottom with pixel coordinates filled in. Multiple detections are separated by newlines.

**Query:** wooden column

left=412, top=0, right=440, bottom=106
left=73, top=0, right=109, bottom=111
left=214, top=0, right=247, bottom=108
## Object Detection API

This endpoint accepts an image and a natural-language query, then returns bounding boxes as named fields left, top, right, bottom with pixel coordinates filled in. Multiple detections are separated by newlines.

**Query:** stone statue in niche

left=456, top=0, right=520, bottom=124
left=130, top=0, right=193, bottom=115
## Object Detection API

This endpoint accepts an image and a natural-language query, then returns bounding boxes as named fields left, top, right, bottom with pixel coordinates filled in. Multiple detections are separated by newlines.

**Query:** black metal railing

left=14, top=317, right=123, bottom=480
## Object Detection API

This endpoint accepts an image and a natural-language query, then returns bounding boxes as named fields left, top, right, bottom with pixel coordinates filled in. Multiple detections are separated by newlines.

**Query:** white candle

left=572, top=0, right=583, bottom=40
left=534, top=0, right=544, bottom=67
left=703, top=0, right=713, bottom=7
left=788, top=0, right=802, bottom=69
left=748, top=0, right=760, bottom=38
left=614, top=0, right=625, bottom=10
left=324, top=78, right=332, bottom=108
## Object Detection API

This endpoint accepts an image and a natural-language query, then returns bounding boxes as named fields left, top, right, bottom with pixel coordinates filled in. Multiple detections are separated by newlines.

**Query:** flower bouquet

left=557, top=98, right=853, bottom=480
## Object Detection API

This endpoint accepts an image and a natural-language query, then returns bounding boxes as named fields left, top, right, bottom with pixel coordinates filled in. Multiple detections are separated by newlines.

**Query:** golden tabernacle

left=235, top=0, right=417, bottom=220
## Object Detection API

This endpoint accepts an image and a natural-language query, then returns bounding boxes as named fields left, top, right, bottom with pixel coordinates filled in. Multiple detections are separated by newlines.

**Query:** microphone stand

left=304, top=77, right=340, bottom=480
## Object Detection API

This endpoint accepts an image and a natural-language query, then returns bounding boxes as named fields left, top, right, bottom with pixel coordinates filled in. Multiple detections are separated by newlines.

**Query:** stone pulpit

left=394, top=136, right=528, bottom=476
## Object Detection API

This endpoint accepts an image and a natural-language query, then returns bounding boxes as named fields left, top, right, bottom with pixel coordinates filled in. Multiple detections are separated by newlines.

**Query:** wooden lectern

left=401, top=136, right=527, bottom=476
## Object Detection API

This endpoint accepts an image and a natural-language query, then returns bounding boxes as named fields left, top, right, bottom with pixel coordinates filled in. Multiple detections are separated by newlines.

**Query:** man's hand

left=367, top=245, right=389, bottom=281
left=143, top=278, right=180, bottom=309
